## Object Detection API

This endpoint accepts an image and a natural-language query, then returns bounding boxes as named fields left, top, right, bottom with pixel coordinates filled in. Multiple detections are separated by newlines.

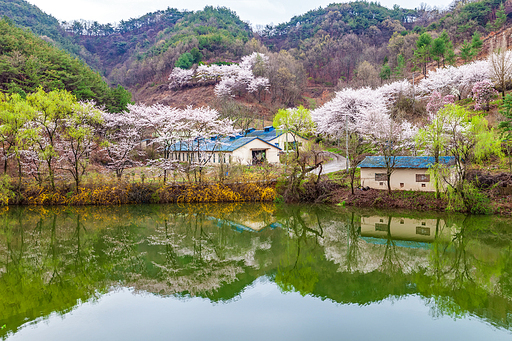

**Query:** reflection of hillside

left=2, top=206, right=512, bottom=338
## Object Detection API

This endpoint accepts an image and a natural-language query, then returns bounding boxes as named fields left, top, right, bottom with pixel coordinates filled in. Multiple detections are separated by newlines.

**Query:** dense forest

left=0, top=18, right=131, bottom=112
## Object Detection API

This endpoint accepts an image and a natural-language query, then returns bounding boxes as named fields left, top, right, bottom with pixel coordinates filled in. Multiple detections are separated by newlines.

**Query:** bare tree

left=488, top=35, right=512, bottom=98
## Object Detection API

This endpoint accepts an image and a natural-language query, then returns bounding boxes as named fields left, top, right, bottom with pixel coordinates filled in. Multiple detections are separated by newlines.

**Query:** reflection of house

left=360, top=216, right=452, bottom=246
left=359, top=156, right=455, bottom=191
left=206, top=216, right=281, bottom=233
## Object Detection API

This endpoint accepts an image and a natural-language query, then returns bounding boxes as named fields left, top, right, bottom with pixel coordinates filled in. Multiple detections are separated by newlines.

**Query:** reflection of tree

left=275, top=205, right=324, bottom=296
left=2, top=205, right=512, bottom=338
left=416, top=215, right=512, bottom=327
left=344, top=212, right=361, bottom=272
left=0, top=209, right=108, bottom=340
left=378, top=216, right=404, bottom=275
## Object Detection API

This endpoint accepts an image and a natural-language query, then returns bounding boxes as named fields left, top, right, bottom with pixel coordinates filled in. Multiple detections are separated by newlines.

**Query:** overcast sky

left=26, top=0, right=450, bottom=27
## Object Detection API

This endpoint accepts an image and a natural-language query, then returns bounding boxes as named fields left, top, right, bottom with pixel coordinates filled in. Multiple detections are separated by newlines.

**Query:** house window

left=375, top=223, right=388, bottom=231
left=421, top=222, right=426, bottom=226
left=375, top=173, right=387, bottom=181
left=379, top=182, right=384, bottom=186
left=400, top=219, right=404, bottom=224
left=400, top=183, right=404, bottom=188
left=421, top=183, right=426, bottom=188
left=416, top=174, right=430, bottom=182
left=213, top=153, right=216, bottom=163
left=416, top=227, right=430, bottom=236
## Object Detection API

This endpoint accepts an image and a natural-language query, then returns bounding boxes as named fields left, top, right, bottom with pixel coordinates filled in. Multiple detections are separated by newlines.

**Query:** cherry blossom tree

left=100, top=108, right=147, bottom=180
left=169, top=53, right=270, bottom=100
left=312, top=87, right=388, bottom=139
left=488, top=35, right=512, bottom=97
left=130, top=104, right=234, bottom=183
left=416, top=60, right=490, bottom=99
left=312, top=87, right=393, bottom=193
left=370, top=117, right=418, bottom=193
left=168, top=68, right=194, bottom=90
left=426, top=91, right=455, bottom=117
left=472, top=80, right=498, bottom=111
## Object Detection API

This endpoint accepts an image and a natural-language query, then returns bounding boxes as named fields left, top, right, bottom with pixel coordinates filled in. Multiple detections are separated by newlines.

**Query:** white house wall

left=270, top=133, right=309, bottom=151
left=232, top=139, right=280, bottom=164
left=361, top=168, right=441, bottom=192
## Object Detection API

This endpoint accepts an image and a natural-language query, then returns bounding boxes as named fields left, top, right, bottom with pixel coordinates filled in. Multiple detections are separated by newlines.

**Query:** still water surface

left=1, top=203, right=512, bottom=340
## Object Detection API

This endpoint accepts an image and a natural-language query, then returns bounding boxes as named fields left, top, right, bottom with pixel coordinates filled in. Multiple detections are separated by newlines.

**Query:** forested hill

left=0, top=0, right=91, bottom=62
left=261, top=2, right=418, bottom=50
left=1, top=0, right=512, bottom=112
left=0, top=19, right=131, bottom=112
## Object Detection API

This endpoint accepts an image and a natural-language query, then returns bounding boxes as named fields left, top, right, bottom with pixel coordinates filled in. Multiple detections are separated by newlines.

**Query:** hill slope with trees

left=0, top=18, right=131, bottom=112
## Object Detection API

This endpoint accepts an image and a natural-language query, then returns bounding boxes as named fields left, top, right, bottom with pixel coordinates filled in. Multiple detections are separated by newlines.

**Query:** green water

left=1, top=203, right=512, bottom=340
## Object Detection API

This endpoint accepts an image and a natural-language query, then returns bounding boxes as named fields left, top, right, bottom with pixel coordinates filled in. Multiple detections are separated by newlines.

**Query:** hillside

left=2, top=0, right=512, bottom=114
left=0, top=18, right=130, bottom=112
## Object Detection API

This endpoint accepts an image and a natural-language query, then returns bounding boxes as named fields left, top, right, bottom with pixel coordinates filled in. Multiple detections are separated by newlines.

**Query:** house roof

left=359, top=156, right=456, bottom=169
left=169, top=136, right=282, bottom=152
left=245, top=127, right=282, bottom=141
left=245, top=126, right=309, bottom=142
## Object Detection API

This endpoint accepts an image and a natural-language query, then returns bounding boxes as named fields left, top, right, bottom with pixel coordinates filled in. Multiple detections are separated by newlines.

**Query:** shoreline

left=328, top=185, right=512, bottom=216
left=4, top=179, right=512, bottom=216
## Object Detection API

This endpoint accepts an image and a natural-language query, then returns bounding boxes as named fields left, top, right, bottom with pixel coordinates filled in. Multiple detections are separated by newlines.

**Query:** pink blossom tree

left=426, top=91, right=455, bottom=117
left=472, top=80, right=498, bottom=111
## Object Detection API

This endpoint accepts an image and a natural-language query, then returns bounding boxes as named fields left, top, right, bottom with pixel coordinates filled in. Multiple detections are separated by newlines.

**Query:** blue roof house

left=244, top=126, right=309, bottom=152
left=168, top=133, right=282, bottom=165
left=359, top=156, right=456, bottom=191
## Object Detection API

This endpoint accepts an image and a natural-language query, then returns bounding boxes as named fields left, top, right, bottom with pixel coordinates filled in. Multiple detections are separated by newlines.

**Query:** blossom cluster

left=168, top=52, right=270, bottom=98
left=472, top=80, right=498, bottom=110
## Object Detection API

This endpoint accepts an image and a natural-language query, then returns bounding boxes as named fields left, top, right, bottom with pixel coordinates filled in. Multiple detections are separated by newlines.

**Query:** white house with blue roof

left=169, top=134, right=282, bottom=165
left=359, top=156, right=456, bottom=192
left=245, top=126, right=309, bottom=151
left=168, top=126, right=308, bottom=165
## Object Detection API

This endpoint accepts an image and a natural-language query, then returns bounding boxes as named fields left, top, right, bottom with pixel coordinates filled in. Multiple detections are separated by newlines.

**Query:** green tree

left=416, top=108, right=452, bottom=197
left=26, top=89, right=83, bottom=190
left=471, top=31, right=483, bottom=54
left=190, top=47, right=203, bottom=64
left=394, top=54, right=406, bottom=78
left=498, top=94, right=512, bottom=172
left=174, top=52, right=194, bottom=69
left=413, top=32, right=432, bottom=77
left=440, top=105, right=501, bottom=211
left=487, top=4, right=507, bottom=31
left=460, top=40, right=476, bottom=63
left=431, top=37, right=446, bottom=68
left=440, top=30, right=456, bottom=66
left=379, top=63, right=391, bottom=82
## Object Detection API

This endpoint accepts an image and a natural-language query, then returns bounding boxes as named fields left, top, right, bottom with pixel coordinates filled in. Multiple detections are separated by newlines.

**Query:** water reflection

left=1, top=204, right=512, bottom=339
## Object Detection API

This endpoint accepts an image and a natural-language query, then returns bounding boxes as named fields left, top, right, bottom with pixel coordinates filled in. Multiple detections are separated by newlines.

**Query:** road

left=311, top=152, right=348, bottom=175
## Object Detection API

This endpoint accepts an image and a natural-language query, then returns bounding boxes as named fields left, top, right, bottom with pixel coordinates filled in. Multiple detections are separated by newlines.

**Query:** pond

left=1, top=203, right=512, bottom=340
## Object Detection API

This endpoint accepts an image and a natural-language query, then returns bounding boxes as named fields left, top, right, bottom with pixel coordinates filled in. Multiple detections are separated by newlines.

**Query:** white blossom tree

left=169, top=53, right=270, bottom=100
left=416, top=60, right=490, bottom=99
left=100, top=108, right=147, bottom=180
